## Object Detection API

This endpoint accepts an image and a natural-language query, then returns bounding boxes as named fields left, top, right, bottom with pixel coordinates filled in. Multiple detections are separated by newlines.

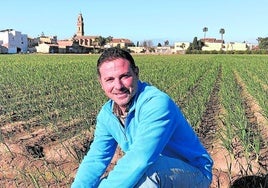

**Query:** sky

left=1, top=0, right=267, bottom=45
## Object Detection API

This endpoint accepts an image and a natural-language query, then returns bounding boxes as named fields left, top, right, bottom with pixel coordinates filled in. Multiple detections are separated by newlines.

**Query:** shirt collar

left=113, top=102, right=129, bottom=118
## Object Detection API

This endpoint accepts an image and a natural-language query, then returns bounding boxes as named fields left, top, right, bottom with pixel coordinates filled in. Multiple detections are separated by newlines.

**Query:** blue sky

left=1, top=0, right=267, bottom=45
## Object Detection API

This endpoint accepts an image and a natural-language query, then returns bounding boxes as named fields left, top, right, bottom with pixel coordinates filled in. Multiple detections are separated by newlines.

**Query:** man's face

left=98, top=58, right=139, bottom=111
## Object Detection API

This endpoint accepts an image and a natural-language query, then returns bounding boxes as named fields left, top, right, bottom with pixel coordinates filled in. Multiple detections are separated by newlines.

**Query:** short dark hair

left=97, top=47, right=137, bottom=76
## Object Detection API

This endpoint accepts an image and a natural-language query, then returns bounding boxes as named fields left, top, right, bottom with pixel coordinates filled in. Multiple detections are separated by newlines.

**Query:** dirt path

left=196, top=65, right=233, bottom=187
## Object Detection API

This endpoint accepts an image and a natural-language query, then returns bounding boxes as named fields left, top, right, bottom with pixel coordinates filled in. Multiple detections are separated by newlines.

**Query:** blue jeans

left=134, top=155, right=211, bottom=188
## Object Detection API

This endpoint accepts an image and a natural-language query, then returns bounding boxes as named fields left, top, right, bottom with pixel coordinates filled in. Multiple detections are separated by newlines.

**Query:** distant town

left=0, top=13, right=262, bottom=54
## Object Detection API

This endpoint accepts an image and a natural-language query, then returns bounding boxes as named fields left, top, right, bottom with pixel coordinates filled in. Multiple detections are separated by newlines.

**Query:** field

left=0, top=54, right=267, bottom=187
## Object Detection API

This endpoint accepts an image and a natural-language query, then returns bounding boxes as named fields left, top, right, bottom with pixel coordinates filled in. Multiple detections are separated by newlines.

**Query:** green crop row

left=1, top=54, right=267, bottom=139
left=1, top=54, right=267, bottom=138
left=0, top=54, right=267, bottom=186
left=0, top=55, right=104, bottom=138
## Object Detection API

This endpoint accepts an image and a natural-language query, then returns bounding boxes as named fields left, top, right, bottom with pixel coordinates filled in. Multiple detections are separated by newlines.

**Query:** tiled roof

left=57, top=40, right=74, bottom=46
left=201, top=38, right=224, bottom=43
left=75, top=36, right=99, bottom=39
left=111, top=38, right=133, bottom=43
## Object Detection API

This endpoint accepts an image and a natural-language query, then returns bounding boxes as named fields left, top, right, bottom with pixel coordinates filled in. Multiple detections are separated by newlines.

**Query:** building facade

left=201, top=38, right=249, bottom=51
left=174, top=42, right=190, bottom=54
left=0, top=29, right=28, bottom=53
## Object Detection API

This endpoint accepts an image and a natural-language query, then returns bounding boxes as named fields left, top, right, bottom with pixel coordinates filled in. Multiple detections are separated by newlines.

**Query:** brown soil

left=1, top=68, right=267, bottom=187
left=196, top=68, right=268, bottom=187
left=0, top=118, right=93, bottom=187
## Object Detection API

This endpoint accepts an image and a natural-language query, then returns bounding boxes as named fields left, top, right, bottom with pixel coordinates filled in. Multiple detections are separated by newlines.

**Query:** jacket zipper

left=112, top=114, right=128, bottom=142
left=119, top=121, right=128, bottom=141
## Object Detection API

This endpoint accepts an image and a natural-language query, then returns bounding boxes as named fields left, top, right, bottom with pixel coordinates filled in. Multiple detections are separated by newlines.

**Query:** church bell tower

left=77, top=13, right=84, bottom=36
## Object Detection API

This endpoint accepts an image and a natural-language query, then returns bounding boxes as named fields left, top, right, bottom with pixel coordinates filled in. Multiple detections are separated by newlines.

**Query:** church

left=37, top=13, right=134, bottom=53
left=73, top=13, right=134, bottom=52
left=2, top=13, right=137, bottom=54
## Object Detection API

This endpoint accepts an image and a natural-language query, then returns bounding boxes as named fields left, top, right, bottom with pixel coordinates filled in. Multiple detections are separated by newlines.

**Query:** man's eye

left=122, top=74, right=130, bottom=79
left=105, top=78, right=113, bottom=82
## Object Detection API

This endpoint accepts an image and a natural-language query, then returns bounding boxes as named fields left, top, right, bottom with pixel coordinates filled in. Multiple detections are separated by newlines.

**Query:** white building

left=127, top=46, right=145, bottom=53
left=225, top=42, right=248, bottom=51
left=36, top=43, right=58, bottom=53
left=201, top=38, right=250, bottom=51
left=0, top=29, right=28, bottom=53
left=202, top=42, right=223, bottom=51
left=174, top=42, right=190, bottom=53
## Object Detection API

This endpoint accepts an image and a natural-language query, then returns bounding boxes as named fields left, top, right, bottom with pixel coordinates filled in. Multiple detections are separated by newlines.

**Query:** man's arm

left=71, top=119, right=117, bottom=188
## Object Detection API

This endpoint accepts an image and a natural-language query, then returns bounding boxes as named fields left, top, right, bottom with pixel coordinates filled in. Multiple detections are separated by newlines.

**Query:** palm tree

left=203, top=27, right=208, bottom=39
left=219, top=28, right=225, bottom=42
left=219, top=28, right=225, bottom=51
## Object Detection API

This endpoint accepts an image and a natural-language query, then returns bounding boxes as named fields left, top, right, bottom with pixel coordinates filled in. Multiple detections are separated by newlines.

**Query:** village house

left=155, top=46, right=172, bottom=54
left=0, top=29, right=28, bottom=53
left=225, top=42, right=248, bottom=51
left=128, top=46, right=146, bottom=53
left=201, top=38, right=249, bottom=51
left=39, top=35, right=57, bottom=44
left=106, top=38, right=135, bottom=48
left=174, top=42, right=191, bottom=54
left=57, top=39, right=82, bottom=53
left=201, top=38, right=224, bottom=51
left=74, top=35, right=99, bottom=53
left=35, top=35, right=58, bottom=53
left=35, top=43, right=59, bottom=53
left=27, top=37, right=39, bottom=53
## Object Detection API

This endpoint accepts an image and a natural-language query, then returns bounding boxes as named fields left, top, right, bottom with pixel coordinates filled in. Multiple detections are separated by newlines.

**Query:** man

left=72, top=47, right=213, bottom=188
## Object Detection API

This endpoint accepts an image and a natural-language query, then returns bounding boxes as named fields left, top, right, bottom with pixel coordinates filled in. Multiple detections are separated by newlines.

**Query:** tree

left=95, top=36, right=113, bottom=49
left=106, top=36, right=113, bottom=43
left=142, top=40, right=153, bottom=48
left=219, top=28, right=225, bottom=42
left=141, top=40, right=154, bottom=53
left=189, top=37, right=204, bottom=51
left=192, top=37, right=198, bottom=49
left=164, top=40, right=169, bottom=46
left=203, top=27, right=208, bottom=39
left=96, top=36, right=107, bottom=47
left=147, top=40, right=153, bottom=47
left=257, top=37, right=268, bottom=49
left=219, top=28, right=225, bottom=50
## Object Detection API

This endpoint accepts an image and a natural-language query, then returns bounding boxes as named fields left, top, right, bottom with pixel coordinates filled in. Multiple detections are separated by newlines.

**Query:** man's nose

left=114, top=79, right=123, bottom=89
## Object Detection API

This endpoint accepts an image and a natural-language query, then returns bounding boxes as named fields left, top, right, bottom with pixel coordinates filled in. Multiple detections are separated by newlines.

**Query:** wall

left=0, top=30, right=28, bottom=53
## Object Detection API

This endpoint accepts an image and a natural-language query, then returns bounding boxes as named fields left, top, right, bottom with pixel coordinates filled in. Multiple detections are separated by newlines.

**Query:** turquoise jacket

left=72, top=81, right=213, bottom=188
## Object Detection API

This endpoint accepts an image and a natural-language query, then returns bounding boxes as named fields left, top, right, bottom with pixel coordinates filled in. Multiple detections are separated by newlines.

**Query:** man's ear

left=98, top=76, right=104, bottom=89
left=135, top=66, right=139, bottom=76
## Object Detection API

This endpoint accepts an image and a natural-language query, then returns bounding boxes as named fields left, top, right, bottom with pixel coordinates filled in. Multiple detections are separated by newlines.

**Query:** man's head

left=97, top=47, right=138, bottom=77
left=97, top=48, right=139, bottom=112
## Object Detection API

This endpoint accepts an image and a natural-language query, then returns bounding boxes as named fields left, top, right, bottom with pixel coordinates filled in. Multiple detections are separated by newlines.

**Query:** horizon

left=1, top=0, right=267, bottom=45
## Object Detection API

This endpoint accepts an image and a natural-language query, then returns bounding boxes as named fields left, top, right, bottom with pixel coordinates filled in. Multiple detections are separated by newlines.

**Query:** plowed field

left=0, top=54, right=267, bottom=187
